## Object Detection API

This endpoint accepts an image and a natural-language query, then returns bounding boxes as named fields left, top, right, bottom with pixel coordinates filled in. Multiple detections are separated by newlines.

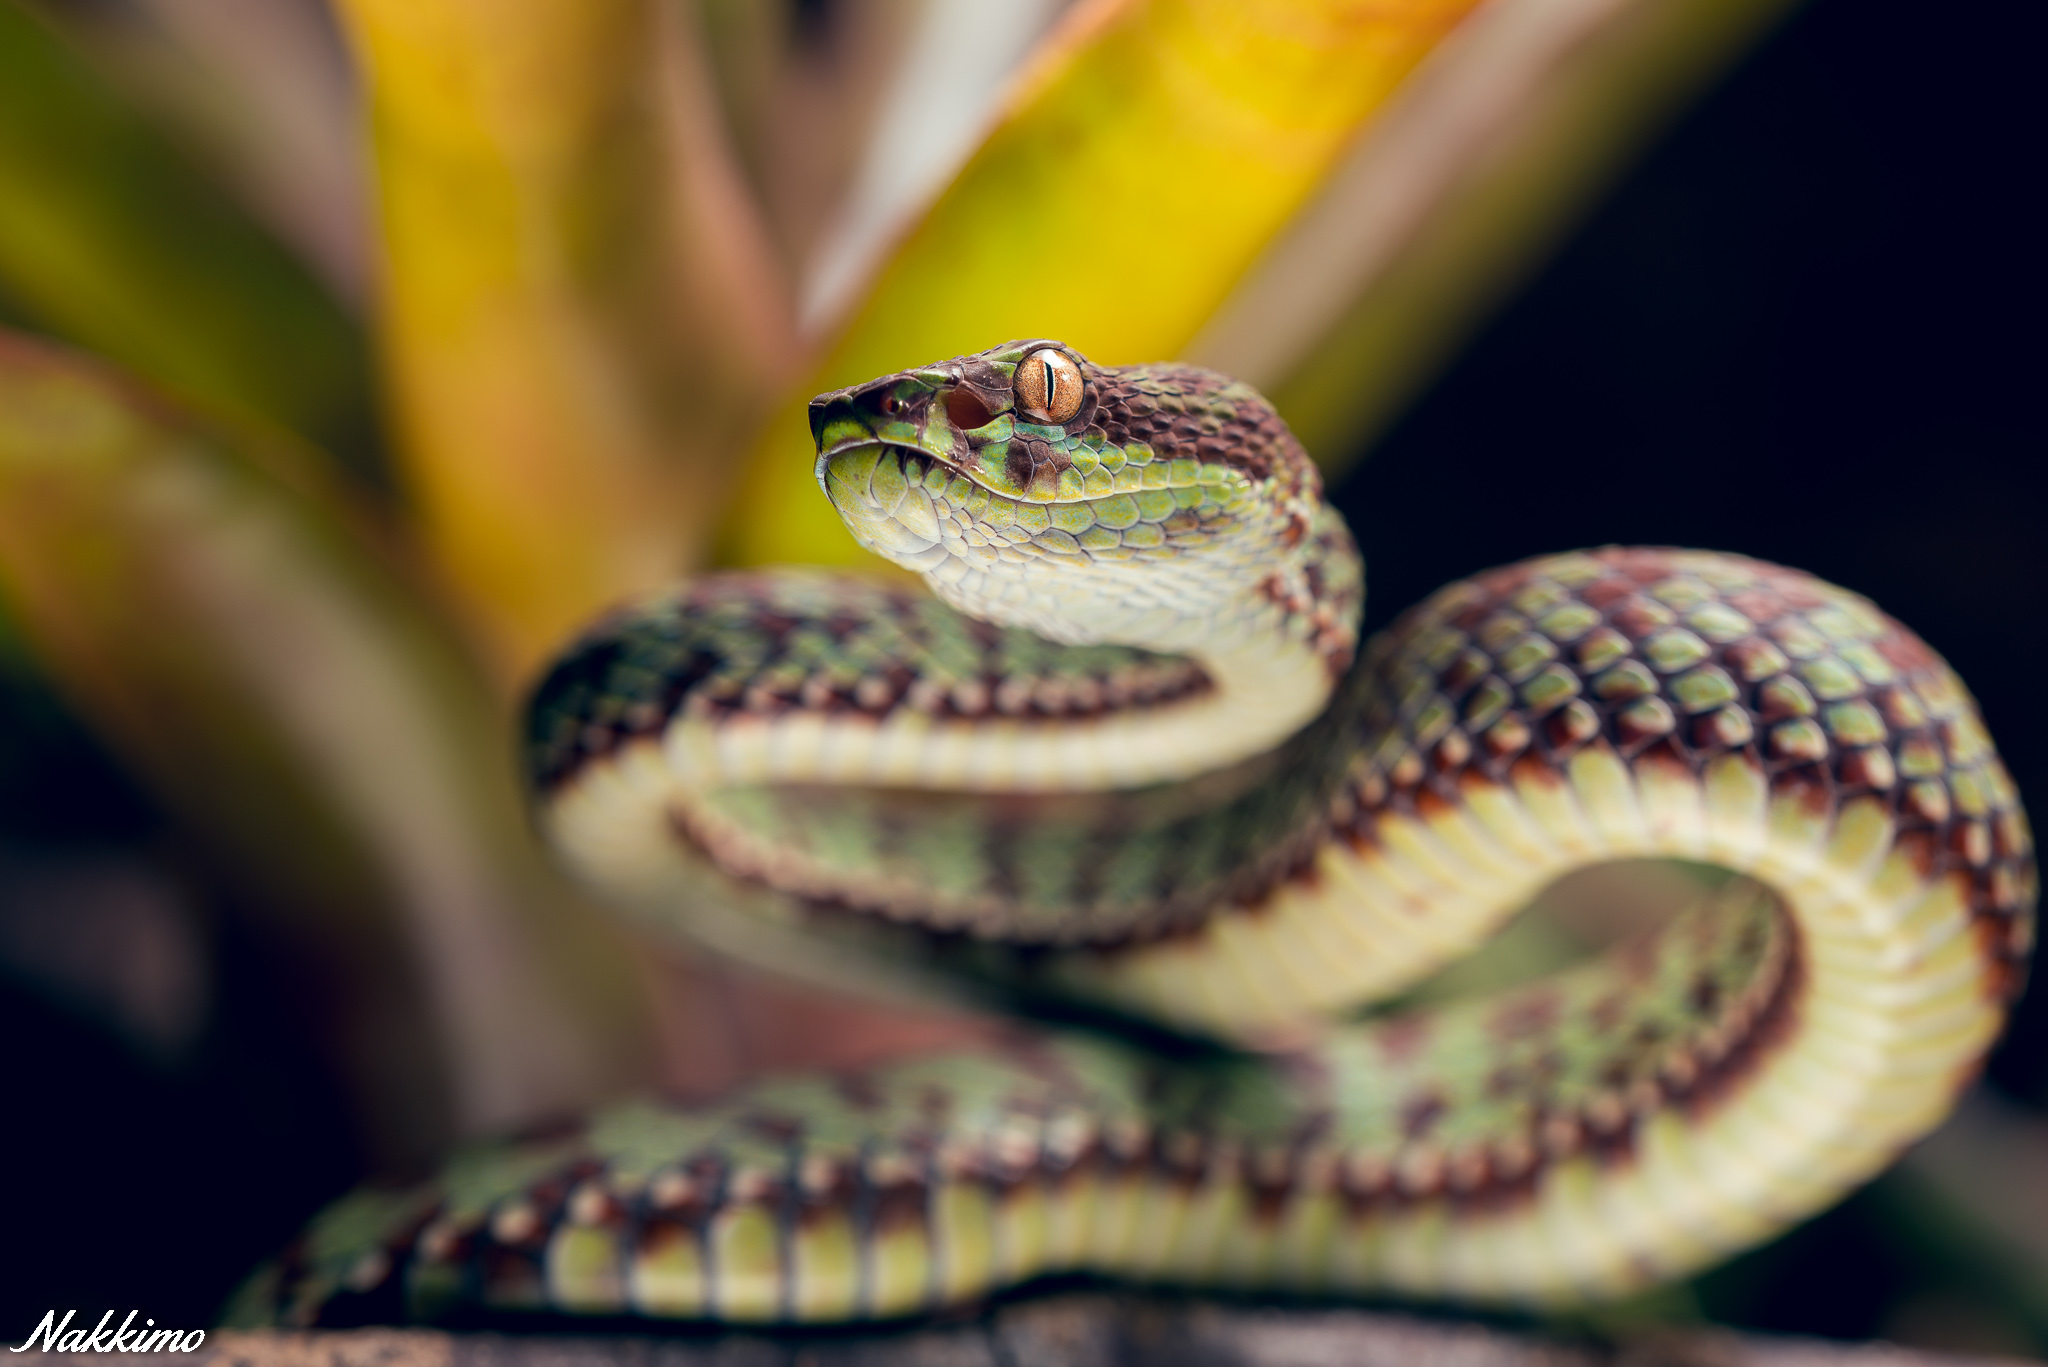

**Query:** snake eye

left=879, top=393, right=904, bottom=416
left=1014, top=349, right=1083, bottom=424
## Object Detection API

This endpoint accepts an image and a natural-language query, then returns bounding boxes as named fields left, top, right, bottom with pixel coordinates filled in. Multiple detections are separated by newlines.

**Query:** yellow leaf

left=334, top=0, right=795, bottom=678
left=720, top=0, right=1482, bottom=568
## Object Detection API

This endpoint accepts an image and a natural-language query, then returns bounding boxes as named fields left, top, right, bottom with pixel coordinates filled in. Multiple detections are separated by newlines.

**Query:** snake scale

left=238, top=340, right=2035, bottom=1327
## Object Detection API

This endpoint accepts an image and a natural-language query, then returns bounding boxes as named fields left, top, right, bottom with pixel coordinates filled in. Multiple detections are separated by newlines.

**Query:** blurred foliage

left=722, top=0, right=1489, bottom=565
left=1225, top=0, right=1791, bottom=467
left=0, top=0, right=376, bottom=474
left=6, top=0, right=2036, bottom=1351
left=331, top=0, right=796, bottom=675
left=0, top=333, right=649, bottom=1162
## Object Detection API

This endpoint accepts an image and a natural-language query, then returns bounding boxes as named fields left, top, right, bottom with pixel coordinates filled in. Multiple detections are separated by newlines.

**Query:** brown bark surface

left=15, top=1296, right=2038, bottom=1367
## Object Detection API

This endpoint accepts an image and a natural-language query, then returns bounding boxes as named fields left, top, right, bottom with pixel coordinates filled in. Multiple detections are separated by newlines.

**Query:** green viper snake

left=239, top=340, right=2035, bottom=1326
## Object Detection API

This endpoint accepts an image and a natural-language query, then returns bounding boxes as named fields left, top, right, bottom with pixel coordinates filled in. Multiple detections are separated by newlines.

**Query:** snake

left=236, top=340, right=2035, bottom=1328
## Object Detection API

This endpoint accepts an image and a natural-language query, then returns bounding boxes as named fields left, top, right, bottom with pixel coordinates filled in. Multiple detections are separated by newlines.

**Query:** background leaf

left=1189, top=0, right=1795, bottom=468
left=334, top=0, right=797, bottom=678
left=0, top=0, right=375, bottom=474
left=718, top=0, right=1488, bottom=568
left=30, top=0, right=373, bottom=307
left=0, top=330, right=652, bottom=1163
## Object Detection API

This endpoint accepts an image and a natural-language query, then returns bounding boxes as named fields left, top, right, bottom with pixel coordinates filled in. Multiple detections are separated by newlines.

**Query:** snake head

left=811, top=340, right=1355, bottom=662
left=810, top=340, right=1097, bottom=503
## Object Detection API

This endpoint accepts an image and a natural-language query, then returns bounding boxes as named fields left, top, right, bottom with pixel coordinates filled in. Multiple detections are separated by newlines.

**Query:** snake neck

left=529, top=547, right=1363, bottom=810
left=910, top=495, right=1365, bottom=789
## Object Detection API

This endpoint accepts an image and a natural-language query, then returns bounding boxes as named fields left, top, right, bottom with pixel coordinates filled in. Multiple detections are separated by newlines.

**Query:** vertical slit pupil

left=1019, top=349, right=1078, bottom=422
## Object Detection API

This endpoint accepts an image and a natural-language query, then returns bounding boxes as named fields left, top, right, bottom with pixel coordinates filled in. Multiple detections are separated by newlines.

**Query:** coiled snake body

left=245, top=341, right=2035, bottom=1326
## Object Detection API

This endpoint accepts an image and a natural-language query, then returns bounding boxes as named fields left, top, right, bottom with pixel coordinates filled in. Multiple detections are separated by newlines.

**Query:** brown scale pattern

left=527, top=575, right=1214, bottom=793
left=264, top=1043, right=1141, bottom=1325
left=266, top=902, right=1807, bottom=1327
left=1314, top=547, right=2035, bottom=993
left=920, top=342, right=1324, bottom=542
left=1076, top=354, right=1325, bottom=543
left=1359, top=900, right=1803, bottom=1212
left=1082, top=360, right=1290, bottom=482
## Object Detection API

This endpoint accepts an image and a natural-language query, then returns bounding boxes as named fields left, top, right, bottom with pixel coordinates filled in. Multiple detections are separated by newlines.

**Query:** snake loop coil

left=241, top=342, right=2034, bottom=1327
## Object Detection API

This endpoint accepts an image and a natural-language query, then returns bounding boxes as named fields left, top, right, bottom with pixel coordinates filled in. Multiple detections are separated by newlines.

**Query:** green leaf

left=0, top=0, right=376, bottom=473
left=0, top=330, right=651, bottom=1163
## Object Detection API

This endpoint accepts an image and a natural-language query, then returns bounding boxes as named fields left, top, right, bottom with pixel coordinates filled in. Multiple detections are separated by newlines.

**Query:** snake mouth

left=818, top=435, right=923, bottom=463
left=813, top=436, right=947, bottom=498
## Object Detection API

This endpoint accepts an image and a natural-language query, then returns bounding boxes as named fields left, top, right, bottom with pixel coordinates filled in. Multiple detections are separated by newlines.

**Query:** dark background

left=1337, top=0, right=2048, bottom=1105
left=1333, top=0, right=2047, bottom=1343
left=2, top=0, right=2044, bottom=1350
